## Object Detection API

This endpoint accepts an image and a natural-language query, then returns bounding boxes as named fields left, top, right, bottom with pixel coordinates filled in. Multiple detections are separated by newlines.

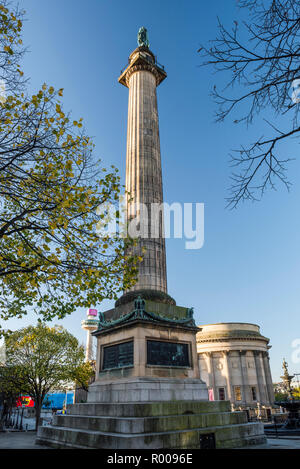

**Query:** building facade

left=197, top=323, right=275, bottom=410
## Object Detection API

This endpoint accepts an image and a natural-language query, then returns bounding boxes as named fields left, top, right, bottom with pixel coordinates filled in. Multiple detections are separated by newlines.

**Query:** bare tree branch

left=199, top=0, right=300, bottom=207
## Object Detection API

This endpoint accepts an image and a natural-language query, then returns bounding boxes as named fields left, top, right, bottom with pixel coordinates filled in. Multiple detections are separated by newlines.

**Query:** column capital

left=119, top=48, right=167, bottom=88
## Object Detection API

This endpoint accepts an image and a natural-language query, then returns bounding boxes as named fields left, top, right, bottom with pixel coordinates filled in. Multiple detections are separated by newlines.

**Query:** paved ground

left=1, top=432, right=300, bottom=449
left=0, top=431, right=51, bottom=449
left=250, top=436, right=300, bottom=449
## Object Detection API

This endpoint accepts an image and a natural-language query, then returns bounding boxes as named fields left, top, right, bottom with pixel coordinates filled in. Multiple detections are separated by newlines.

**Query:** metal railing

left=2, top=407, right=29, bottom=431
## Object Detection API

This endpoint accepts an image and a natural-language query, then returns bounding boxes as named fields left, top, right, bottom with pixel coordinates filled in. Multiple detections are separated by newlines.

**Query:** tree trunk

left=0, top=401, right=8, bottom=430
left=0, top=413, right=5, bottom=431
left=35, top=399, right=42, bottom=431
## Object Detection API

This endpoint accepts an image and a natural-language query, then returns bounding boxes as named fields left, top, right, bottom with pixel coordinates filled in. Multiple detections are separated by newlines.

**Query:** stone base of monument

left=87, top=377, right=209, bottom=403
left=36, top=299, right=266, bottom=449
left=36, top=397, right=266, bottom=449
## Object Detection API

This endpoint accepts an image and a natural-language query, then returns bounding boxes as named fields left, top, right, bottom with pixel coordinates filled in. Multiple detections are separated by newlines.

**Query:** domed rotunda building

left=196, top=323, right=275, bottom=413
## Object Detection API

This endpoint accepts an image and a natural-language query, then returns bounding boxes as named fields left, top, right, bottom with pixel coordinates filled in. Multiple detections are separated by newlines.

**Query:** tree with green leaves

left=0, top=1, right=140, bottom=329
left=0, top=365, right=24, bottom=430
left=199, top=0, right=300, bottom=208
left=292, top=386, right=300, bottom=399
left=0, top=1, right=25, bottom=97
left=274, top=385, right=300, bottom=401
left=2, top=323, right=94, bottom=430
left=274, top=390, right=288, bottom=402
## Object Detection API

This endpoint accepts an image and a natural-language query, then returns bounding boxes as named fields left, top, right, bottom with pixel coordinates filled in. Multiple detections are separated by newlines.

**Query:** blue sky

left=3, top=0, right=300, bottom=382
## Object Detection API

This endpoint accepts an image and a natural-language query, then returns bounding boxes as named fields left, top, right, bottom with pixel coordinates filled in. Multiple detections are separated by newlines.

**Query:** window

left=218, top=387, right=226, bottom=401
left=251, top=386, right=257, bottom=401
left=234, top=386, right=242, bottom=401
left=102, top=341, right=134, bottom=370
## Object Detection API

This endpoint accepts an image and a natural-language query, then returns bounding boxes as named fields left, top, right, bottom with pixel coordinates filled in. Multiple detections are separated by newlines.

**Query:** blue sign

left=42, top=392, right=74, bottom=409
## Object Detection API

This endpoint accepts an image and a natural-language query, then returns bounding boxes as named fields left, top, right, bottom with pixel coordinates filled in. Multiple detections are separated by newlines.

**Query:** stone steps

left=36, top=398, right=267, bottom=449
left=67, top=400, right=232, bottom=417
left=53, top=410, right=247, bottom=434
left=36, top=421, right=266, bottom=449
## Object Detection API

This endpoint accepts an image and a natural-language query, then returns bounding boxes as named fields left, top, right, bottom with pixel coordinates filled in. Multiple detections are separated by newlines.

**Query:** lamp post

left=63, top=386, right=74, bottom=413
left=63, top=390, right=67, bottom=411
left=294, top=373, right=300, bottom=389
left=14, top=407, right=19, bottom=429
left=19, top=403, right=25, bottom=430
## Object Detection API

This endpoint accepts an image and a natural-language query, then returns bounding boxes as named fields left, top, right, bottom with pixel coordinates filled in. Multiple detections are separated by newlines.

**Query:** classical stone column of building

left=262, top=351, right=275, bottom=405
left=240, top=350, right=251, bottom=405
left=223, top=351, right=233, bottom=401
left=254, top=351, right=267, bottom=405
left=117, top=46, right=175, bottom=305
left=205, top=352, right=216, bottom=399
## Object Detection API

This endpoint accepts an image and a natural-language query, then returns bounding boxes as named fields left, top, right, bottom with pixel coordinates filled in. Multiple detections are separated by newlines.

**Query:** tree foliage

left=71, top=360, right=95, bottom=393
left=0, top=1, right=139, bottom=328
left=199, top=0, right=300, bottom=207
left=274, top=385, right=300, bottom=401
left=274, top=390, right=288, bottom=401
left=0, top=1, right=25, bottom=97
left=0, top=363, right=24, bottom=429
left=1, top=323, right=94, bottom=429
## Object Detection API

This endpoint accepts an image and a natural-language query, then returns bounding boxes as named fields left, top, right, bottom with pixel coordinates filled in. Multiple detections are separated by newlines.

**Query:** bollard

left=274, top=416, right=278, bottom=439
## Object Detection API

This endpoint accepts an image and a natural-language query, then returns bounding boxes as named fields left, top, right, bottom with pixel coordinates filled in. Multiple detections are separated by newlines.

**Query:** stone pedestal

left=87, top=377, right=208, bottom=403
left=94, top=299, right=201, bottom=382
left=36, top=299, right=267, bottom=449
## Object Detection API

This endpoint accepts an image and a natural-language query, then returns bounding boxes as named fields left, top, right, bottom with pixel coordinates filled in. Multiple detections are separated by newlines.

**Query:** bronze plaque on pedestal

left=102, top=341, right=134, bottom=370
left=147, top=340, right=189, bottom=367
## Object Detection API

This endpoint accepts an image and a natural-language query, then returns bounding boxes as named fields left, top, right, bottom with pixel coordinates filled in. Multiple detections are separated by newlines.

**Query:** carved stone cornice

left=123, top=63, right=163, bottom=87
left=196, top=331, right=269, bottom=344
left=119, top=48, right=167, bottom=88
left=197, top=336, right=268, bottom=344
left=93, top=296, right=197, bottom=337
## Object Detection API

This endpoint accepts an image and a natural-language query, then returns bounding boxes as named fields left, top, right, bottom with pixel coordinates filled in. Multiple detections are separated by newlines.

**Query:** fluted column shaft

left=262, top=352, right=275, bottom=405
left=254, top=351, right=267, bottom=404
left=125, top=69, right=167, bottom=293
left=240, top=350, right=250, bottom=405
left=205, top=352, right=216, bottom=400
left=223, top=351, right=233, bottom=401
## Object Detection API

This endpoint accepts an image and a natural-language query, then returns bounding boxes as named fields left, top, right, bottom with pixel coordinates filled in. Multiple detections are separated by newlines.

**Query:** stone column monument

left=120, top=41, right=167, bottom=298
left=36, top=28, right=267, bottom=449
left=116, top=32, right=174, bottom=307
